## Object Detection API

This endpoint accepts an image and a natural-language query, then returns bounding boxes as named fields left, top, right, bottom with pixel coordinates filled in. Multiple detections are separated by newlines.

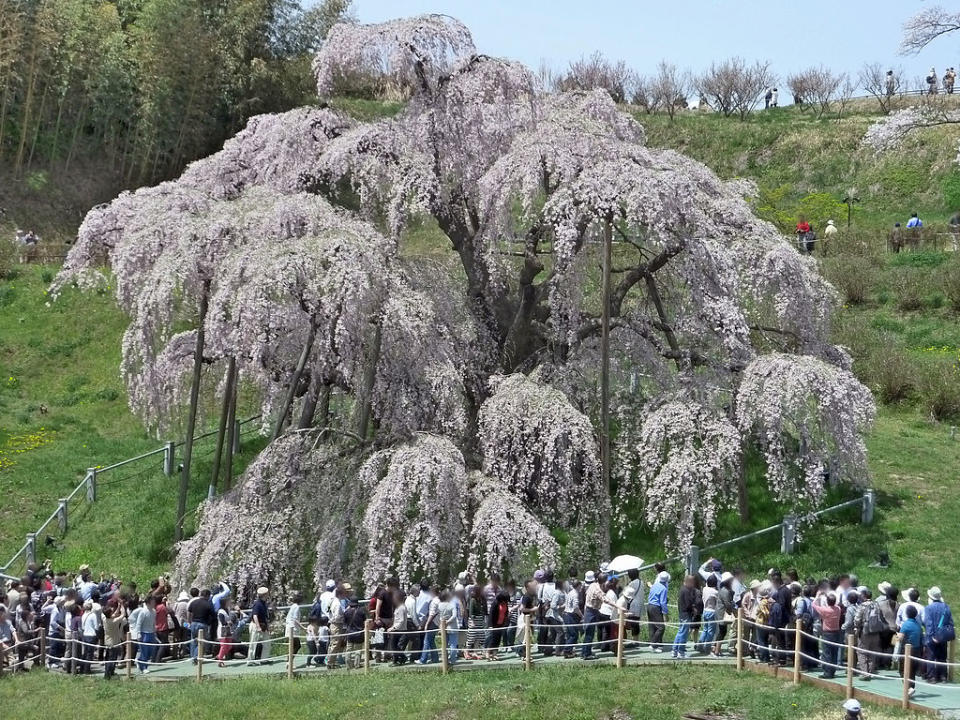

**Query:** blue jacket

left=901, top=617, right=923, bottom=649
left=924, top=601, right=954, bottom=644
left=647, top=581, right=668, bottom=614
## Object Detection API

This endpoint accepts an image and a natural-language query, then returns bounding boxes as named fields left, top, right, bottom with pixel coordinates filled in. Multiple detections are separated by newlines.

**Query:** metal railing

left=0, top=415, right=262, bottom=582
left=635, top=489, right=875, bottom=576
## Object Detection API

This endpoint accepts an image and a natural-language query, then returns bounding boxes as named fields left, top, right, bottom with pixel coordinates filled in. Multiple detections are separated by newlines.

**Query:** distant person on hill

left=765, top=87, right=773, bottom=109
left=886, top=70, right=896, bottom=97
left=889, top=222, right=904, bottom=253
left=906, top=213, right=922, bottom=229
left=927, top=68, right=939, bottom=95
left=945, top=68, right=956, bottom=94
left=771, top=88, right=778, bottom=107
left=823, top=219, right=838, bottom=254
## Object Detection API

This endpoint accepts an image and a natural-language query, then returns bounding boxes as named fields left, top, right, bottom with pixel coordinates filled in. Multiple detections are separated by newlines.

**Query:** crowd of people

left=0, top=557, right=955, bottom=697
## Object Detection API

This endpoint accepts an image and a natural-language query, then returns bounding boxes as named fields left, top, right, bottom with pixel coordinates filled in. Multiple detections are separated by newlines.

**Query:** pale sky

left=339, top=0, right=960, bottom=90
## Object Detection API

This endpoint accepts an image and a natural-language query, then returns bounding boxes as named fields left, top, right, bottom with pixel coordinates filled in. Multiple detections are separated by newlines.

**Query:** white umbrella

left=607, top=554, right=644, bottom=574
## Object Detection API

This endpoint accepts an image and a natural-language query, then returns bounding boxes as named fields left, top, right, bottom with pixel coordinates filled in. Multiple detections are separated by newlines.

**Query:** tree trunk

left=272, top=322, right=317, bottom=441
left=223, top=376, right=238, bottom=493
left=26, top=78, right=50, bottom=170
left=175, top=282, right=210, bottom=543
left=736, top=464, right=750, bottom=523
left=600, top=218, right=613, bottom=499
left=14, top=35, right=39, bottom=174
left=207, top=356, right=236, bottom=499
left=356, top=317, right=382, bottom=440
left=297, top=374, right=329, bottom=430
left=64, top=99, right=86, bottom=175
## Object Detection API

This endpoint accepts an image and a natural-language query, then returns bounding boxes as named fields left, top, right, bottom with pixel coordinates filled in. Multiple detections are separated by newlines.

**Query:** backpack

left=797, top=598, right=814, bottom=632
left=865, top=602, right=887, bottom=634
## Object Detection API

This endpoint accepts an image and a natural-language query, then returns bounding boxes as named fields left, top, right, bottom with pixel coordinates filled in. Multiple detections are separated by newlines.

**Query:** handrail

left=1, top=414, right=261, bottom=576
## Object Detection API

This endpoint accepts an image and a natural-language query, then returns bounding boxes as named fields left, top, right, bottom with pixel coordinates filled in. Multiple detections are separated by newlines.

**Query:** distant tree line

left=0, top=0, right=352, bottom=183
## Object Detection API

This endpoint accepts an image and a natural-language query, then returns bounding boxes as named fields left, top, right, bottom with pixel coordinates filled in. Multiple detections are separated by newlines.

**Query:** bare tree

left=557, top=51, right=633, bottom=103
left=730, top=60, right=776, bottom=120
left=788, top=66, right=842, bottom=119
left=696, top=59, right=739, bottom=116
left=901, top=6, right=960, bottom=54
left=651, top=61, right=690, bottom=121
left=537, top=59, right=559, bottom=93
left=860, top=62, right=903, bottom=114
left=834, top=73, right=858, bottom=121
left=630, top=72, right=657, bottom=114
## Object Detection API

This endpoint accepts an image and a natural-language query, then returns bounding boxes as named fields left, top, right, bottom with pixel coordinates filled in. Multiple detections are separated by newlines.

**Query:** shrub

left=918, top=356, right=960, bottom=422
left=862, top=343, right=917, bottom=404
left=0, top=237, right=16, bottom=280
left=821, top=255, right=877, bottom=305
left=39, top=269, right=53, bottom=284
left=893, top=270, right=924, bottom=311
left=940, top=258, right=960, bottom=312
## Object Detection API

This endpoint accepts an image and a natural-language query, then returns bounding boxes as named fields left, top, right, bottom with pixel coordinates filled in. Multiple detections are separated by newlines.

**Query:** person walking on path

left=216, top=597, right=235, bottom=667
left=581, top=571, right=604, bottom=660
left=812, top=591, right=843, bottom=678
left=854, top=588, right=884, bottom=680
left=923, top=586, right=954, bottom=683
left=646, top=571, right=670, bottom=653
left=134, top=595, right=157, bottom=674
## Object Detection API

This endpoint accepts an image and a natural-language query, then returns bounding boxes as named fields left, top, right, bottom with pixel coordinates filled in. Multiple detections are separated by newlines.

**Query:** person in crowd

left=598, top=575, right=617, bottom=652
left=15, top=606, right=37, bottom=670
left=543, top=575, right=565, bottom=657
left=854, top=588, right=883, bottom=679
left=897, top=587, right=924, bottom=630
left=0, top=605, right=18, bottom=671
left=79, top=599, right=101, bottom=674
left=740, top=579, right=759, bottom=658
left=581, top=570, right=604, bottom=660
left=876, top=582, right=899, bottom=669
left=562, top=578, right=582, bottom=659
left=485, top=589, right=510, bottom=660
left=387, top=588, right=409, bottom=665
left=285, top=590, right=305, bottom=658
left=900, top=604, right=923, bottom=697
left=134, top=595, right=157, bottom=674
left=343, top=597, right=367, bottom=670
left=154, top=594, right=172, bottom=664
left=715, top=572, right=736, bottom=656
left=796, top=217, right=812, bottom=254
left=172, top=590, right=191, bottom=660
left=416, top=585, right=441, bottom=665
left=187, top=587, right=215, bottom=664
left=466, top=584, right=487, bottom=659
left=812, top=590, right=843, bottom=678
left=906, top=212, right=923, bottom=229
left=646, top=571, right=670, bottom=652
left=673, top=574, right=698, bottom=659
left=889, top=222, right=904, bottom=253
left=695, top=574, right=719, bottom=655
left=625, top=568, right=645, bottom=644
left=247, top=586, right=270, bottom=666
left=823, top=219, right=838, bottom=254
left=436, top=589, right=460, bottom=664
left=765, top=87, right=773, bottom=109
left=101, top=604, right=126, bottom=678
left=923, top=586, right=954, bottom=683
left=216, top=596, right=235, bottom=667
left=327, top=583, right=348, bottom=668
left=927, top=68, right=939, bottom=95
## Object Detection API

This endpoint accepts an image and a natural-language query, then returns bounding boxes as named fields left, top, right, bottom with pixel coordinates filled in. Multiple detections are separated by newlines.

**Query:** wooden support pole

left=616, top=613, right=626, bottom=668
left=845, top=634, right=855, bottom=699
left=38, top=628, right=46, bottom=669
left=600, top=217, right=612, bottom=499
left=196, top=629, right=203, bottom=683
left=125, top=632, right=133, bottom=679
left=950, top=639, right=956, bottom=683
left=363, top=619, right=371, bottom=674
left=440, top=619, right=449, bottom=675
left=287, top=627, right=294, bottom=680
left=793, top=619, right=802, bottom=685
left=523, top=614, right=532, bottom=671
left=736, top=608, right=744, bottom=671
left=902, top=643, right=913, bottom=710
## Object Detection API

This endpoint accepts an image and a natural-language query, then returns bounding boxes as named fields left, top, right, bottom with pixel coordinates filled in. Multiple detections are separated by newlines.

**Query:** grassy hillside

left=0, top=664, right=921, bottom=720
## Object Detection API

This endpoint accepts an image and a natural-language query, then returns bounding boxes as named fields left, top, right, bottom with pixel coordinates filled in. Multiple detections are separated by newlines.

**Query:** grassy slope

left=0, top=665, right=921, bottom=720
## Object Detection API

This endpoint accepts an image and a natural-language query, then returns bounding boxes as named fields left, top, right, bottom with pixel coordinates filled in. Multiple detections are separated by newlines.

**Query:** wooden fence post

left=902, top=644, right=912, bottom=710
left=845, top=634, right=855, bottom=699
left=793, top=619, right=802, bottom=684
left=736, top=608, right=744, bottom=671
left=363, top=619, right=371, bottom=674
left=616, top=613, right=626, bottom=668
left=949, top=639, right=956, bottom=683
left=440, top=619, right=449, bottom=675
left=287, top=627, right=294, bottom=679
left=523, top=614, right=532, bottom=670
left=196, top=630, right=203, bottom=682
left=38, top=628, right=46, bottom=669
left=125, top=632, right=133, bottom=679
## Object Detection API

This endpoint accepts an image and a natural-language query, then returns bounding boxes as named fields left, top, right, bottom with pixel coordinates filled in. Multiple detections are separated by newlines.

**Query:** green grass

left=0, top=265, right=264, bottom=580
left=0, top=665, right=920, bottom=719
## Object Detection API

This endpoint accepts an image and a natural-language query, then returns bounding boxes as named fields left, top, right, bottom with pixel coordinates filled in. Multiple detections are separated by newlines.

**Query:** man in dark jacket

left=923, top=587, right=955, bottom=683
left=672, top=575, right=698, bottom=659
